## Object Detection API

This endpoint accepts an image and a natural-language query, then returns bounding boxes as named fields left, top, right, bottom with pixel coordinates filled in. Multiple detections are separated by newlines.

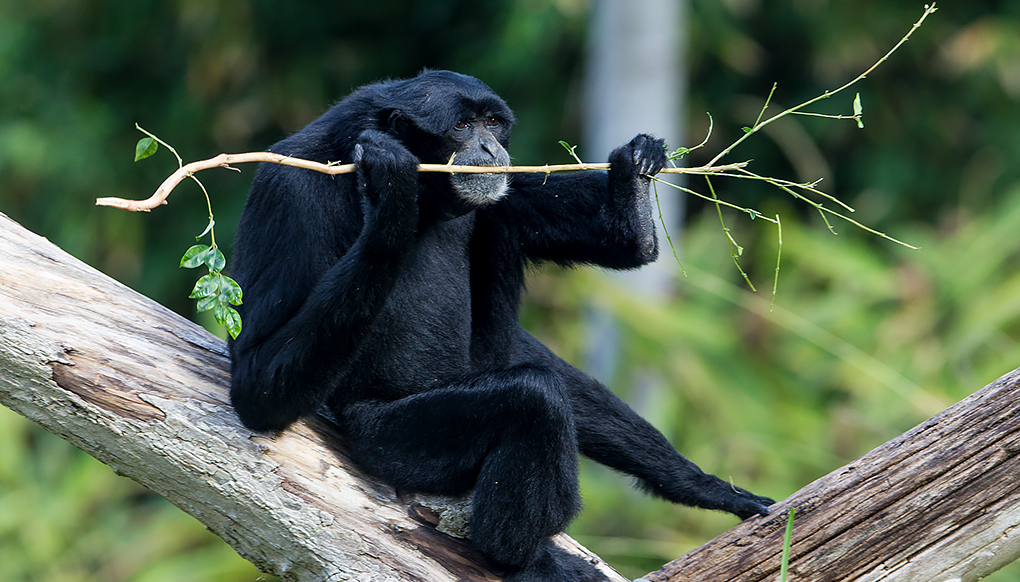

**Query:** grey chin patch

left=451, top=173, right=509, bottom=206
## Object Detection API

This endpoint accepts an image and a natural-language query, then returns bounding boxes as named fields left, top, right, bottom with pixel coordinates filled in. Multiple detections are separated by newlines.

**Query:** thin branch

left=771, top=214, right=782, bottom=312
left=95, top=151, right=748, bottom=212
left=650, top=176, right=778, bottom=224
left=705, top=2, right=938, bottom=168
left=653, top=180, right=687, bottom=277
left=707, top=176, right=756, bottom=291
left=790, top=111, right=861, bottom=121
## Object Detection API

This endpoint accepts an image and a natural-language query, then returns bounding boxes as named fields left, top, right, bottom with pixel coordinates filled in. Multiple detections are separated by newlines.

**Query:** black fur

left=229, top=70, right=773, bottom=581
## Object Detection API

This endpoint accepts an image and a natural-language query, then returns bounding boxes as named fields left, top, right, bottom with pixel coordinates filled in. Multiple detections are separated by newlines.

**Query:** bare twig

left=95, top=152, right=748, bottom=212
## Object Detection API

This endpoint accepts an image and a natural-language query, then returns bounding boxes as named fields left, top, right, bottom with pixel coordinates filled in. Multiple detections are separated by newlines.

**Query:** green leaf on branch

left=197, top=219, right=215, bottom=241
left=195, top=295, right=219, bottom=313
left=667, top=146, right=691, bottom=161
left=558, top=140, right=583, bottom=164
left=224, top=307, right=242, bottom=339
left=206, top=247, right=226, bottom=273
left=853, top=93, right=864, bottom=129
left=218, top=276, right=243, bottom=306
left=181, top=245, right=211, bottom=269
left=189, top=273, right=220, bottom=299
left=180, top=244, right=225, bottom=272
left=134, top=137, right=158, bottom=162
left=214, top=303, right=243, bottom=339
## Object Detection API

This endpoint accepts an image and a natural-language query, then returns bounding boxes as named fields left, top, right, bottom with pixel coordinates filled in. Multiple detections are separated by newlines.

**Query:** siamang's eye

left=454, top=121, right=469, bottom=131
left=485, top=118, right=500, bottom=128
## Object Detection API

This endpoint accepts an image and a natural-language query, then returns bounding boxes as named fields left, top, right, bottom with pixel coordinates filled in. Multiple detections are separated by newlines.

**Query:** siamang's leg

left=514, top=329, right=773, bottom=519
left=567, top=371, right=773, bottom=518
left=335, top=365, right=583, bottom=573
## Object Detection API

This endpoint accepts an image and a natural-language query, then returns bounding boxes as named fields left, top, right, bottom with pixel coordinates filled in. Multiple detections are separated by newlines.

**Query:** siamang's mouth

left=449, top=146, right=511, bottom=205
left=451, top=170, right=508, bottom=205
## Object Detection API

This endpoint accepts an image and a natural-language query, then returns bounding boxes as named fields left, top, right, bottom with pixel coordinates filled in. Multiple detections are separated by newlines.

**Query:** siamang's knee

left=501, top=365, right=573, bottom=436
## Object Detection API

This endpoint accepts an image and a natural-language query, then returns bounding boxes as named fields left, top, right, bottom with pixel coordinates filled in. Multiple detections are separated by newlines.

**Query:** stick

left=95, top=152, right=749, bottom=212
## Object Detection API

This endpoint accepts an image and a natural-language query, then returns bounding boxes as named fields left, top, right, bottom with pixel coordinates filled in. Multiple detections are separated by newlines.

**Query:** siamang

left=229, top=70, right=773, bottom=582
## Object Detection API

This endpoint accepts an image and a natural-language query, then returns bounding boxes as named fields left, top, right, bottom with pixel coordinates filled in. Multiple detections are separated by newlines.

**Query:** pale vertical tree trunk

left=584, top=0, right=686, bottom=294
left=582, top=0, right=688, bottom=423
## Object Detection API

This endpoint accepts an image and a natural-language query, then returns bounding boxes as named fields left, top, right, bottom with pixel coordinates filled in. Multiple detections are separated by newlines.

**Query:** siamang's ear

left=378, top=108, right=405, bottom=134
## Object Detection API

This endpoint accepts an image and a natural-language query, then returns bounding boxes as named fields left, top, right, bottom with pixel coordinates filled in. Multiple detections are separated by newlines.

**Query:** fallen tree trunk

left=644, top=363, right=1020, bottom=582
left=1, top=211, right=1018, bottom=582
left=0, top=212, right=621, bottom=582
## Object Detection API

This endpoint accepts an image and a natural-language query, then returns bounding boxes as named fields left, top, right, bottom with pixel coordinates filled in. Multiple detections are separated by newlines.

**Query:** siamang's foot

left=502, top=540, right=609, bottom=582
left=727, top=488, right=775, bottom=520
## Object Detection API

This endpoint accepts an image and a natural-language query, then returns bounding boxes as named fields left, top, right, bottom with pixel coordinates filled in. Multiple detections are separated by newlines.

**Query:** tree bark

left=2, top=209, right=1019, bottom=582
left=0, top=212, right=624, bottom=582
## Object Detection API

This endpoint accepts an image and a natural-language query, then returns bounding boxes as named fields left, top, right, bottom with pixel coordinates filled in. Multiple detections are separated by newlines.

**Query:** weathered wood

left=0, top=212, right=624, bottom=582
left=4, top=208, right=1020, bottom=582
left=643, top=368, right=1020, bottom=582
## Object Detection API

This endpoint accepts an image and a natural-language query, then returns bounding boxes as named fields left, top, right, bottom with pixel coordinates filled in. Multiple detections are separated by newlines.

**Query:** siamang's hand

left=614, top=134, right=666, bottom=180
left=354, top=129, right=420, bottom=207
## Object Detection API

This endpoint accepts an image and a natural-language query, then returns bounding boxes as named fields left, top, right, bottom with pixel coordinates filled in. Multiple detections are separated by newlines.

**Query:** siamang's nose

left=481, top=136, right=500, bottom=157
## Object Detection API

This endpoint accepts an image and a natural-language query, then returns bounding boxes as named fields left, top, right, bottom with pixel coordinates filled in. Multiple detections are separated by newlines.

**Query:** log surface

left=3, top=209, right=1019, bottom=582
left=0, top=212, right=623, bottom=582
left=643, top=364, right=1020, bottom=582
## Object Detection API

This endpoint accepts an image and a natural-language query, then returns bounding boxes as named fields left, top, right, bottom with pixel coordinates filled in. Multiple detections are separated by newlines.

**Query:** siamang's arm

left=483, top=134, right=665, bottom=269
left=229, top=130, right=419, bottom=431
left=513, top=329, right=774, bottom=519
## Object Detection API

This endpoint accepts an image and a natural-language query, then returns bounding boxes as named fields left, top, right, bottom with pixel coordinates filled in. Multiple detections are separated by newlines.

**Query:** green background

left=2, top=1, right=1020, bottom=580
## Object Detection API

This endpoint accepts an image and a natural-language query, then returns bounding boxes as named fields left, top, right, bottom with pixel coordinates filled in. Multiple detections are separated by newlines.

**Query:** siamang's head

left=376, top=70, right=515, bottom=206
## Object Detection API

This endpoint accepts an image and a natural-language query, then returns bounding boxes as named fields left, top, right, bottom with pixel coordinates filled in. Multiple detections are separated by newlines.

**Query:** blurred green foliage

left=0, top=407, right=267, bottom=582
left=2, top=0, right=1020, bottom=580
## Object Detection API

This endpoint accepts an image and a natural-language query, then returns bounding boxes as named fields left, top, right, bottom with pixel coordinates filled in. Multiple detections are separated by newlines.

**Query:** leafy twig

left=707, top=177, right=756, bottom=291
left=650, top=176, right=777, bottom=224
left=706, top=3, right=937, bottom=168
left=133, top=126, right=243, bottom=339
left=667, top=113, right=714, bottom=163
left=103, top=3, right=937, bottom=315
left=653, top=180, right=687, bottom=277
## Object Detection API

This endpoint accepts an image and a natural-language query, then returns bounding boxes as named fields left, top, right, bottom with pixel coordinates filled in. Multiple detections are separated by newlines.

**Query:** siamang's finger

left=631, top=135, right=666, bottom=177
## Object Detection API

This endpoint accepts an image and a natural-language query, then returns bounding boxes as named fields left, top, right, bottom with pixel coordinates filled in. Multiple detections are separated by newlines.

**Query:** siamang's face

left=382, top=71, right=515, bottom=208
left=446, top=112, right=512, bottom=206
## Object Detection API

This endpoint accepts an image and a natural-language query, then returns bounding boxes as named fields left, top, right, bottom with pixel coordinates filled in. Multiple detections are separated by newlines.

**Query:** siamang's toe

left=734, top=494, right=775, bottom=520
